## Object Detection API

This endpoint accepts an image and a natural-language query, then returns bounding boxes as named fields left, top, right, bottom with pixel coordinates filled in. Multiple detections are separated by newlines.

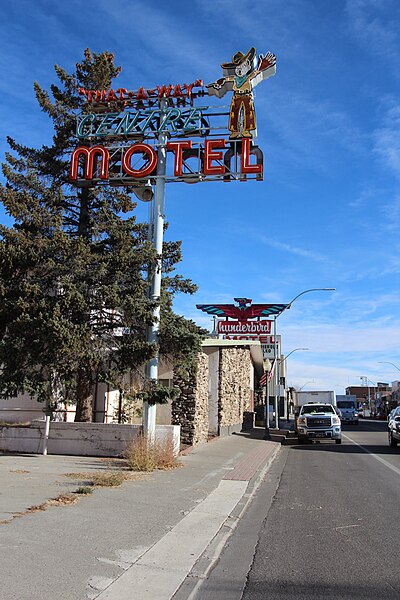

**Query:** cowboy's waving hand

left=258, top=52, right=276, bottom=73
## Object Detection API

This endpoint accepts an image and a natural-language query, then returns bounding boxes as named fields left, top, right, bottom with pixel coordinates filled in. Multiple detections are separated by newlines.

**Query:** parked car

left=388, top=406, right=400, bottom=448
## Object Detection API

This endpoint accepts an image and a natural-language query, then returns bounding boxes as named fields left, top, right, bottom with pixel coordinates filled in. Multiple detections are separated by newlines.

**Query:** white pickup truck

left=296, top=402, right=342, bottom=444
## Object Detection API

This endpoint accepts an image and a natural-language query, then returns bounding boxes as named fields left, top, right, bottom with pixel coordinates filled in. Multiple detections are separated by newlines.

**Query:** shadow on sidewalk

left=235, top=419, right=296, bottom=444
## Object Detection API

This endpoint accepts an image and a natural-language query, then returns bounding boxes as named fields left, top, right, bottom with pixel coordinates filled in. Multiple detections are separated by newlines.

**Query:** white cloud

left=258, top=235, right=327, bottom=262
left=345, top=0, right=400, bottom=63
left=283, top=322, right=400, bottom=354
left=374, top=127, right=400, bottom=179
left=285, top=359, right=394, bottom=395
left=257, top=85, right=366, bottom=176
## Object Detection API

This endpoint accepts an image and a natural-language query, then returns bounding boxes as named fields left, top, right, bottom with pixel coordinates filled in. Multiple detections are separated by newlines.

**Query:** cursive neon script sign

left=76, top=107, right=210, bottom=140
left=78, top=80, right=204, bottom=108
left=217, top=320, right=272, bottom=335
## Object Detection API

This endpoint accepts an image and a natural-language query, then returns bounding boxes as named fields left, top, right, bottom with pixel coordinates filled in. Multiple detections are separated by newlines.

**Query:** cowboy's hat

left=221, top=47, right=256, bottom=70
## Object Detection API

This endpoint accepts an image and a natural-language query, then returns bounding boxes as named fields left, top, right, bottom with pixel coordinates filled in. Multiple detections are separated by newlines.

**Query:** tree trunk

left=78, top=187, right=90, bottom=238
left=75, top=366, right=94, bottom=422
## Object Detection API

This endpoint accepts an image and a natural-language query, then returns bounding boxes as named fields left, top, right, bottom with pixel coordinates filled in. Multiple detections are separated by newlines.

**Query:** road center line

left=342, top=433, right=400, bottom=476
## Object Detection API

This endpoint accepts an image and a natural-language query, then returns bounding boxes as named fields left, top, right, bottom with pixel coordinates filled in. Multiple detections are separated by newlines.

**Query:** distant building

left=346, top=383, right=393, bottom=416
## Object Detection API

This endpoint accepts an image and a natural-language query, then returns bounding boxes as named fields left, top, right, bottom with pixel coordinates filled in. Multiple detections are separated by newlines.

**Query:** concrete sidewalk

left=0, top=428, right=280, bottom=600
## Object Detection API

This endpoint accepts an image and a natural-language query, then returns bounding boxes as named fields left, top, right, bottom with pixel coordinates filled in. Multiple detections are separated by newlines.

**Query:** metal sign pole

left=274, top=317, right=280, bottom=430
left=143, top=98, right=168, bottom=440
left=264, top=373, right=270, bottom=439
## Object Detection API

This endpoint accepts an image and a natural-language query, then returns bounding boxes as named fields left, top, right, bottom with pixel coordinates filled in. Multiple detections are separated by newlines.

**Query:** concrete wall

left=0, top=422, right=181, bottom=457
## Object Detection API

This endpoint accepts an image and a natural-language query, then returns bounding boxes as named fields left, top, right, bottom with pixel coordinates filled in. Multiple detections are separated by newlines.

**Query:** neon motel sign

left=69, top=48, right=276, bottom=186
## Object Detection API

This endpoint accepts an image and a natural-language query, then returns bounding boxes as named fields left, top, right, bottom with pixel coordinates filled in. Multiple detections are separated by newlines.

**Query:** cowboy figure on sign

left=207, top=47, right=276, bottom=139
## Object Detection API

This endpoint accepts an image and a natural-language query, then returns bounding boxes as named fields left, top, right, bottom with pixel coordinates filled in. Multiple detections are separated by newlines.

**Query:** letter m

left=70, top=146, right=110, bottom=182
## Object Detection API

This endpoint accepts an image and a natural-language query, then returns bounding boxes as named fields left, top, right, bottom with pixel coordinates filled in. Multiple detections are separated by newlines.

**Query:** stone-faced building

left=172, top=339, right=263, bottom=446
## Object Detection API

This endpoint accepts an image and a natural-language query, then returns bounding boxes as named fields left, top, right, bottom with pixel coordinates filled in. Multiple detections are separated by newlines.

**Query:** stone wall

left=218, top=347, right=251, bottom=435
left=172, top=345, right=255, bottom=445
left=172, top=352, right=209, bottom=446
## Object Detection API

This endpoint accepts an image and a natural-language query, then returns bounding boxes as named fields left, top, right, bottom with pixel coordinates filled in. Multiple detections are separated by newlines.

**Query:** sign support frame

left=142, top=98, right=168, bottom=440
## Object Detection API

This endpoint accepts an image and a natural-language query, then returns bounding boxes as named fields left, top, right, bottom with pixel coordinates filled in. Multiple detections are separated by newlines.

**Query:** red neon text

left=69, top=139, right=263, bottom=182
left=78, top=80, right=204, bottom=106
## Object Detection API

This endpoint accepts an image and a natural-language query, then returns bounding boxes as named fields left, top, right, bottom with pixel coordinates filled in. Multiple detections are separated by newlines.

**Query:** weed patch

left=124, top=434, right=181, bottom=472
left=46, top=494, right=79, bottom=507
left=0, top=421, right=31, bottom=427
left=90, top=471, right=126, bottom=487
left=10, top=469, right=30, bottom=474
left=65, top=470, right=146, bottom=487
left=75, top=486, right=93, bottom=495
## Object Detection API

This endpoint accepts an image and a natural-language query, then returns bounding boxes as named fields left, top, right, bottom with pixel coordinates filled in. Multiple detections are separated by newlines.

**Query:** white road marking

left=342, top=433, right=400, bottom=476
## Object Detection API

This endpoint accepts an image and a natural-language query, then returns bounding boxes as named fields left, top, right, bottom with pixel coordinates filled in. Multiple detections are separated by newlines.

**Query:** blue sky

left=1, top=0, right=400, bottom=393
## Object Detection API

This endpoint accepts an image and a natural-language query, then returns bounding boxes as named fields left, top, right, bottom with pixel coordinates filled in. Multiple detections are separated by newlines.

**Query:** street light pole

left=279, top=348, right=308, bottom=421
left=368, top=381, right=371, bottom=412
left=360, top=376, right=376, bottom=413
left=298, top=380, right=314, bottom=391
left=378, top=361, right=400, bottom=372
left=272, top=287, right=335, bottom=431
left=281, top=348, right=309, bottom=363
left=273, top=316, right=279, bottom=430
left=263, top=359, right=271, bottom=440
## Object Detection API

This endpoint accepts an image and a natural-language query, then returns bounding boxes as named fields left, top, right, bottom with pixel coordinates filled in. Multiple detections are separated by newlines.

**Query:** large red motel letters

left=69, top=138, right=262, bottom=183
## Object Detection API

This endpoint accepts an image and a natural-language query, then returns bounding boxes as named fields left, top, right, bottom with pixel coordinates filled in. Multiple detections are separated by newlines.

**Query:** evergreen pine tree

left=0, top=49, right=205, bottom=421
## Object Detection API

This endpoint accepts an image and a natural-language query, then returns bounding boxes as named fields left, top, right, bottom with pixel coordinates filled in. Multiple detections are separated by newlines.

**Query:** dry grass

left=2, top=493, right=81, bottom=524
left=124, top=434, right=181, bottom=472
left=0, top=468, right=146, bottom=527
left=89, top=471, right=126, bottom=487
left=0, top=444, right=177, bottom=528
left=64, top=470, right=146, bottom=486
left=10, top=469, right=30, bottom=474
left=0, top=421, right=31, bottom=427
left=25, top=494, right=79, bottom=511
left=47, top=494, right=79, bottom=506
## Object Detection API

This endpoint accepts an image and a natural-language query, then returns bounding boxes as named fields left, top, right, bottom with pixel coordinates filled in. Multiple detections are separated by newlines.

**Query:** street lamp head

left=280, top=347, right=309, bottom=362
left=286, top=287, right=336, bottom=309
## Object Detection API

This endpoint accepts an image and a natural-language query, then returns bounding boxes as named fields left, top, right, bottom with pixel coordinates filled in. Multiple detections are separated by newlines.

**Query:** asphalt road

left=191, top=420, right=400, bottom=600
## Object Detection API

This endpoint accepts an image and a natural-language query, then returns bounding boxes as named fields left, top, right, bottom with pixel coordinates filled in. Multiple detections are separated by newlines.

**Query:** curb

left=172, top=442, right=281, bottom=600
